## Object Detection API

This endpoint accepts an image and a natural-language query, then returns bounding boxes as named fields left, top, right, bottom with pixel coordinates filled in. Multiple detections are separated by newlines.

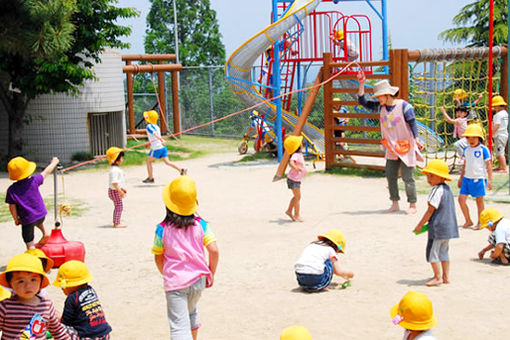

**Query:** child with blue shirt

left=142, top=110, right=185, bottom=183
left=458, top=124, right=493, bottom=229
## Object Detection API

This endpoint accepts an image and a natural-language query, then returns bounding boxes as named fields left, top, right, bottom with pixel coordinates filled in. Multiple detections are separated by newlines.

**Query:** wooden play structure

left=122, top=54, right=182, bottom=136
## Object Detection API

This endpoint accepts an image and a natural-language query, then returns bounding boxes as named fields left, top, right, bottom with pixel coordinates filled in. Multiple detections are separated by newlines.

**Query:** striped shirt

left=0, top=295, right=69, bottom=340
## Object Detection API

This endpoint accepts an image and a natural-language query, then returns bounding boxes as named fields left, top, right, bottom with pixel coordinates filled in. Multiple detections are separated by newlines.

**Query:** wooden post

left=157, top=61, right=168, bottom=133
left=389, top=49, right=401, bottom=91
left=399, top=49, right=409, bottom=101
left=323, top=53, right=334, bottom=169
left=171, top=71, right=181, bottom=135
left=126, top=60, right=135, bottom=135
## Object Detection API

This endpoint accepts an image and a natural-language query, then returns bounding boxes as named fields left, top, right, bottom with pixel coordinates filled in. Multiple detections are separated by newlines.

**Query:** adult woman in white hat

left=357, top=72, right=423, bottom=214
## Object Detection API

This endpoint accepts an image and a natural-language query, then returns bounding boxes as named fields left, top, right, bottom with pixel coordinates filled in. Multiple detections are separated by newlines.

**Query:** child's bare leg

left=285, top=197, right=296, bottom=221
left=474, top=196, right=485, bottom=229
left=426, top=262, right=443, bottom=286
left=192, top=329, right=198, bottom=340
left=146, top=156, right=155, bottom=180
left=458, top=194, right=473, bottom=228
left=25, top=241, right=36, bottom=250
left=441, top=261, right=450, bottom=284
left=162, top=157, right=182, bottom=173
left=292, top=188, right=303, bottom=222
left=35, top=223, right=50, bottom=246
left=406, top=202, right=417, bottom=215
left=384, top=201, right=400, bottom=213
left=498, top=254, right=509, bottom=265
left=495, top=155, right=508, bottom=172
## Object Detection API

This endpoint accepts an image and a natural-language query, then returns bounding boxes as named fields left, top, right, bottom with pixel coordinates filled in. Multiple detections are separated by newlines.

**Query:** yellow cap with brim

left=422, top=159, right=451, bottom=181
left=462, top=123, right=485, bottom=140
left=492, top=95, right=507, bottom=107
left=25, top=249, right=54, bottom=273
left=53, top=260, right=93, bottom=288
left=7, top=157, right=36, bottom=181
left=0, top=253, right=49, bottom=289
left=480, top=208, right=504, bottom=230
left=162, top=175, right=198, bottom=216
left=318, top=229, right=346, bottom=253
left=143, top=110, right=159, bottom=125
left=390, top=291, right=437, bottom=331
left=106, top=146, right=124, bottom=165
left=284, top=136, right=303, bottom=154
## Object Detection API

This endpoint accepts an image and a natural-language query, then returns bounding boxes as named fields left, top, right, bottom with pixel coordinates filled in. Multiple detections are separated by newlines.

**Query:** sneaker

left=142, top=178, right=154, bottom=183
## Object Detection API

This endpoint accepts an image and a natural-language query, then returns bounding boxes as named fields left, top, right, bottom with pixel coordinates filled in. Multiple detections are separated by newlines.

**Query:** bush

left=71, top=152, right=94, bottom=162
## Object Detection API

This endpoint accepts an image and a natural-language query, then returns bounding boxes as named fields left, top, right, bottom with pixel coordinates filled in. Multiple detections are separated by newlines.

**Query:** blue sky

left=117, top=0, right=473, bottom=62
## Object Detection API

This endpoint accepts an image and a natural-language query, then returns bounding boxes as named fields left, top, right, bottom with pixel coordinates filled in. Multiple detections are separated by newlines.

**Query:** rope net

left=409, top=54, right=503, bottom=169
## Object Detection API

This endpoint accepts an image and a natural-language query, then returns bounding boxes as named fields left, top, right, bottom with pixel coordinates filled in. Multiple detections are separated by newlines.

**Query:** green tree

left=145, top=0, right=225, bottom=66
left=0, top=0, right=137, bottom=157
left=439, top=0, right=508, bottom=47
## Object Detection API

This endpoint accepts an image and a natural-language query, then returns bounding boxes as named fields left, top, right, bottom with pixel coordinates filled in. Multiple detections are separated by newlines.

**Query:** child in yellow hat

left=414, top=159, right=459, bottom=286
left=294, top=229, right=354, bottom=292
left=152, top=175, right=219, bottom=339
left=106, top=146, right=127, bottom=228
left=284, top=136, right=307, bottom=222
left=5, top=156, right=59, bottom=249
left=330, top=29, right=359, bottom=61
left=477, top=208, right=510, bottom=265
left=142, top=110, right=185, bottom=184
left=0, top=253, right=69, bottom=339
left=458, top=124, right=493, bottom=229
left=390, top=291, right=437, bottom=339
left=53, top=260, right=112, bottom=339
left=491, top=95, right=508, bottom=173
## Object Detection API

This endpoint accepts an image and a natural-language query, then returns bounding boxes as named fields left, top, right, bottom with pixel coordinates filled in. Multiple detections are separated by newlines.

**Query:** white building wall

left=0, top=50, right=125, bottom=162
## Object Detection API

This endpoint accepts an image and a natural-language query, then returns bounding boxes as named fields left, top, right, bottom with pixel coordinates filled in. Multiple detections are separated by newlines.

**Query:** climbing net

left=408, top=47, right=505, bottom=167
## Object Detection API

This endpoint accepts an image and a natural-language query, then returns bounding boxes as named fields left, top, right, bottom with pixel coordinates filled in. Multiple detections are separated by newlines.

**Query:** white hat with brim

left=373, top=80, right=399, bottom=97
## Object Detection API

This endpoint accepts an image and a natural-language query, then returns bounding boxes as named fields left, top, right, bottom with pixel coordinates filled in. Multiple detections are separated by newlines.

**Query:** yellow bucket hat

left=318, top=229, right=346, bottom=253
left=334, top=29, right=344, bottom=41
left=453, top=88, right=468, bottom=99
left=480, top=208, right=504, bottom=230
left=0, top=286, right=11, bottom=301
left=7, top=156, right=36, bottom=181
left=422, top=159, right=451, bottom=181
left=106, top=146, right=124, bottom=165
left=280, top=325, right=312, bottom=340
left=143, top=110, right=159, bottom=125
left=53, top=260, right=93, bottom=288
left=25, top=249, right=54, bottom=273
left=390, top=291, right=437, bottom=331
left=162, top=175, right=198, bottom=216
left=492, top=95, right=507, bottom=107
left=0, top=253, right=49, bottom=289
left=462, top=123, right=485, bottom=140
left=284, top=136, right=303, bottom=154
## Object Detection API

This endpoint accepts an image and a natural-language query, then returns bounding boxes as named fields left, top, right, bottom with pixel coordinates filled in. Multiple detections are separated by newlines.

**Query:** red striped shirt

left=0, top=295, right=69, bottom=340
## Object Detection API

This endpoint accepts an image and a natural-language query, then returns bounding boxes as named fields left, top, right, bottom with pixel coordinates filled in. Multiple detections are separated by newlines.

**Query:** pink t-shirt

left=288, top=153, right=306, bottom=182
left=453, top=117, right=467, bottom=138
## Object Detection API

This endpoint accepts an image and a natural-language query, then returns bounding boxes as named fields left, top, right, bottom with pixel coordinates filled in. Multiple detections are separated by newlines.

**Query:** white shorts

left=426, top=239, right=450, bottom=263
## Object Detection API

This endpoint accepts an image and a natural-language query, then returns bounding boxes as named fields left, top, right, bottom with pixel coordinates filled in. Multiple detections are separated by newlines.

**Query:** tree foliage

left=0, top=0, right=138, bottom=157
left=439, top=0, right=508, bottom=47
left=144, top=0, right=225, bottom=66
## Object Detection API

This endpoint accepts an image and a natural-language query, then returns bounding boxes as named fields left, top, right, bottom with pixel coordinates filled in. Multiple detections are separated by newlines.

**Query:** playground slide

left=225, top=0, right=324, bottom=153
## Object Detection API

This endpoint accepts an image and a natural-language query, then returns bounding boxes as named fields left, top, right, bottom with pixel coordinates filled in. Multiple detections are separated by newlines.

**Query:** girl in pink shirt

left=152, top=175, right=219, bottom=340
left=284, top=136, right=307, bottom=222
left=440, top=106, right=469, bottom=158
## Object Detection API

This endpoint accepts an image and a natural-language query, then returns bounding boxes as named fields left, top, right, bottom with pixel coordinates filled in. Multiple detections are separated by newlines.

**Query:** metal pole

left=381, top=0, right=389, bottom=73
left=272, top=0, right=283, bottom=161
left=297, top=62, right=302, bottom=116
left=172, top=0, right=182, bottom=133
left=208, top=68, right=215, bottom=136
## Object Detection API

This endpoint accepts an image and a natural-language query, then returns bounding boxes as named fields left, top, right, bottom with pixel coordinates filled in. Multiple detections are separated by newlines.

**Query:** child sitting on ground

left=6, top=156, right=59, bottom=249
left=0, top=253, right=69, bottom=339
left=491, top=95, right=508, bottom=173
left=280, top=325, right=312, bottom=340
left=414, top=159, right=459, bottom=286
left=390, top=291, right=437, bottom=340
left=294, top=229, right=353, bottom=292
left=284, top=136, right=306, bottom=222
left=142, top=110, right=184, bottom=183
left=477, top=208, right=510, bottom=265
left=152, top=175, right=219, bottom=340
left=458, top=124, right=493, bottom=229
left=53, top=260, right=112, bottom=339
left=440, top=105, right=469, bottom=159
left=106, top=147, right=127, bottom=228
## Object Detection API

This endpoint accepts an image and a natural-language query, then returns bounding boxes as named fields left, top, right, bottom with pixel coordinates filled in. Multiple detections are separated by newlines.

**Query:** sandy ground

left=1, top=152, right=510, bottom=339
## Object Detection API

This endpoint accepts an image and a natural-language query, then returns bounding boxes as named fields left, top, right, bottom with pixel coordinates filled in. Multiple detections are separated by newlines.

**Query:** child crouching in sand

left=478, top=208, right=510, bottom=265
left=294, top=229, right=353, bottom=292
left=414, top=159, right=459, bottom=286
left=284, top=136, right=306, bottom=222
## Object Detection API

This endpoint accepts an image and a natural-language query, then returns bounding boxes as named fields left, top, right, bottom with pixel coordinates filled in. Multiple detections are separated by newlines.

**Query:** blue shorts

left=295, top=260, right=333, bottom=292
left=149, top=147, right=168, bottom=159
left=460, top=178, right=486, bottom=197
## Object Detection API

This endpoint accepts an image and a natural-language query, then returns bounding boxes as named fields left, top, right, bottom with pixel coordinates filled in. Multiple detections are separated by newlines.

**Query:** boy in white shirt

left=492, top=95, right=508, bottom=173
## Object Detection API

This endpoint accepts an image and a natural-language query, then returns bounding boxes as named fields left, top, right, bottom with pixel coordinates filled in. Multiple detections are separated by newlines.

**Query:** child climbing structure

left=225, top=0, right=376, bottom=160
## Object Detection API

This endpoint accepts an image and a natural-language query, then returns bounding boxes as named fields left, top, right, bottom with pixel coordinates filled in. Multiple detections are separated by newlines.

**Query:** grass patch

left=325, top=165, right=385, bottom=178
left=238, top=151, right=275, bottom=162
left=0, top=193, right=88, bottom=223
